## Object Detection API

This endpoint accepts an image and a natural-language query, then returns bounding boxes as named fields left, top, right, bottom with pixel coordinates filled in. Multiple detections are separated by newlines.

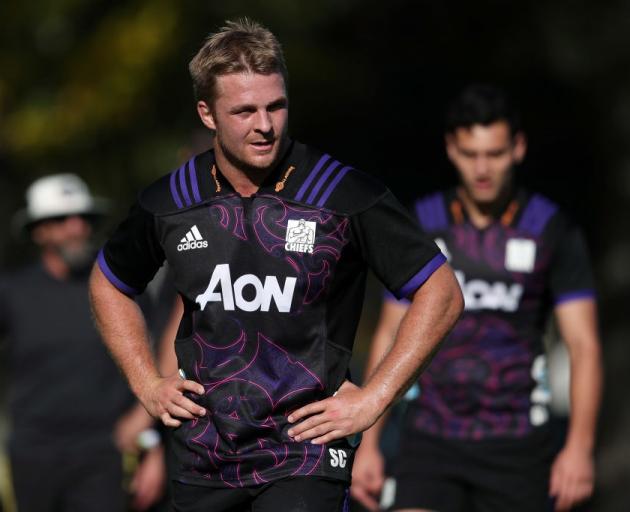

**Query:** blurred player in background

left=351, top=84, right=603, bottom=512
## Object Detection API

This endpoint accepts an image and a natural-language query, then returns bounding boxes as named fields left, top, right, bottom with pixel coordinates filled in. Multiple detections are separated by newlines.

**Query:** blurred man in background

left=351, top=84, right=603, bottom=512
left=89, top=18, right=462, bottom=512
left=0, top=174, right=166, bottom=511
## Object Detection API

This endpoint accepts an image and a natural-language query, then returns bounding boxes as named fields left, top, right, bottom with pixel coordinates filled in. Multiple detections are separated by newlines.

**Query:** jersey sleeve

left=548, top=215, right=596, bottom=305
left=351, top=189, right=446, bottom=299
left=97, top=201, right=165, bottom=296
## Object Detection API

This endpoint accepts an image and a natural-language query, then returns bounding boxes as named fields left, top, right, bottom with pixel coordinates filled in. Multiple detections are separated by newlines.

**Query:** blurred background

left=0, top=0, right=628, bottom=510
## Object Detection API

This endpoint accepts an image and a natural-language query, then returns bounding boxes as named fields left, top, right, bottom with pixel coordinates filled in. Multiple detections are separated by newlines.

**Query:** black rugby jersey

left=99, top=141, right=445, bottom=487
left=388, top=188, right=594, bottom=441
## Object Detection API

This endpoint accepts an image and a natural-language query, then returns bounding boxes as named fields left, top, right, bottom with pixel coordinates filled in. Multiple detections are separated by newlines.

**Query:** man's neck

left=456, top=185, right=513, bottom=229
left=214, top=147, right=283, bottom=198
left=218, top=164, right=267, bottom=197
left=212, top=137, right=292, bottom=197
left=41, top=249, right=70, bottom=281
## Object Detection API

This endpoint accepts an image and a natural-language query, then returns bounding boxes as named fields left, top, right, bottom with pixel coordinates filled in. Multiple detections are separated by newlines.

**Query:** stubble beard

left=217, top=134, right=288, bottom=183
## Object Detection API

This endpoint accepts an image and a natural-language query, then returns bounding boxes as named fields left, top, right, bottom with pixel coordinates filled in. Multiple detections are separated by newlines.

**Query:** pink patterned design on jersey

left=180, top=328, right=326, bottom=486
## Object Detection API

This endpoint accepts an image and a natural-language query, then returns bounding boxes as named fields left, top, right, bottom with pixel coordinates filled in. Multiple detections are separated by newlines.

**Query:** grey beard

left=57, top=242, right=96, bottom=274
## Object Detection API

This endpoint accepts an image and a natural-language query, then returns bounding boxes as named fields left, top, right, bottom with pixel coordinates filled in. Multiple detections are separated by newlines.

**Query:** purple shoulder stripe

left=97, top=249, right=139, bottom=296
left=169, top=169, right=184, bottom=209
left=178, top=165, right=192, bottom=207
left=396, top=253, right=446, bottom=299
left=317, top=166, right=352, bottom=207
left=295, top=154, right=330, bottom=201
left=554, top=289, right=596, bottom=305
left=306, top=160, right=340, bottom=204
left=414, top=193, right=448, bottom=232
left=188, top=157, right=202, bottom=204
left=517, top=194, right=558, bottom=236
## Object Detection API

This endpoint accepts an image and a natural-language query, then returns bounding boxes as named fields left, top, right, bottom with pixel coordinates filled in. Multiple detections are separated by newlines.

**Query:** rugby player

left=89, top=19, right=463, bottom=512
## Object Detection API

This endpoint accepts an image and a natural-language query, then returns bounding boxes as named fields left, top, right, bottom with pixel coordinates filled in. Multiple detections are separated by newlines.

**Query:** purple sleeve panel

left=395, top=253, right=447, bottom=300
left=384, top=289, right=411, bottom=305
left=554, top=289, right=596, bottom=306
left=97, top=249, right=140, bottom=296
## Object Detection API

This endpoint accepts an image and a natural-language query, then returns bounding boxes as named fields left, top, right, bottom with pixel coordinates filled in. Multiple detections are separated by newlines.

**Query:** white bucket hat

left=12, top=174, right=108, bottom=233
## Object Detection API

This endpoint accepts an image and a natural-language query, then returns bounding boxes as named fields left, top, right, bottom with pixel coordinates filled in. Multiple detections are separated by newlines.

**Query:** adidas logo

left=177, top=225, right=208, bottom=251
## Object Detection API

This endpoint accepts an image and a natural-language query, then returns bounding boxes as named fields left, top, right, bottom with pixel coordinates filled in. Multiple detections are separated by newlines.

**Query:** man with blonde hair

left=90, top=19, right=463, bottom=511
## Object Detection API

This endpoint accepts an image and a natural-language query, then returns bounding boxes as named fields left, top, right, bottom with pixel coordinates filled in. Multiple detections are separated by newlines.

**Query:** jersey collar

left=448, top=187, right=527, bottom=228
left=198, top=140, right=308, bottom=198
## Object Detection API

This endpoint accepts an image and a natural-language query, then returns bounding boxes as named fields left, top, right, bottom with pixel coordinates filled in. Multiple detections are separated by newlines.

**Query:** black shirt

left=0, top=264, right=135, bottom=447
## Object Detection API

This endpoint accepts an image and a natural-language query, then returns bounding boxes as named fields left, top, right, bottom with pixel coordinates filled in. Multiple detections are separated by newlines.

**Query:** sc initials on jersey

left=196, top=264, right=296, bottom=313
left=328, top=448, right=347, bottom=468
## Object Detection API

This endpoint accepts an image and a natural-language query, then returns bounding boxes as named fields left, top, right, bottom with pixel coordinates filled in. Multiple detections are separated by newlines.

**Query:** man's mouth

left=474, top=179, right=493, bottom=190
left=251, top=140, right=274, bottom=150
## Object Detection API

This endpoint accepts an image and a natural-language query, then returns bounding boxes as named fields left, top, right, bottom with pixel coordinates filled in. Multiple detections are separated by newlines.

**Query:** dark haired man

left=89, top=18, right=463, bottom=512
left=351, top=84, right=602, bottom=512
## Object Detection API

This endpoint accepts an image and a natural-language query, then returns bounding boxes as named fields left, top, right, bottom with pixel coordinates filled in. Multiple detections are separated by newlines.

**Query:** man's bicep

left=549, top=217, right=596, bottom=305
left=89, top=263, right=139, bottom=315
left=405, top=263, right=464, bottom=334
left=554, top=298, right=599, bottom=350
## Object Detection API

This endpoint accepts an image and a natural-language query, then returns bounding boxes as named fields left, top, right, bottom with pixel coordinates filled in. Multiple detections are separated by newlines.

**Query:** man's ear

left=197, top=101, right=217, bottom=131
left=512, top=131, right=527, bottom=163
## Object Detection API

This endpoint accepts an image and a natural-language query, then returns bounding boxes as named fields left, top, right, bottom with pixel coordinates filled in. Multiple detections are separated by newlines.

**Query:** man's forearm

left=89, top=264, right=159, bottom=402
left=363, top=264, right=463, bottom=417
left=360, top=300, right=409, bottom=448
left=555, top=300, right=603, bottom=454
left=566, top=341, right=603, bottom=453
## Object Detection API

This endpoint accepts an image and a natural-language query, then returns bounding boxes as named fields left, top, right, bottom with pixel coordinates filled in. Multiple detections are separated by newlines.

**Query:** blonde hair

left=189, top=18, right=288, bottom=104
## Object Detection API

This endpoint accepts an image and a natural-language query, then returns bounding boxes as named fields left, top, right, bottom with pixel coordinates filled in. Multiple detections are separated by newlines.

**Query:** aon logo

left=455, top=270, right=523, bottom=312
left=329, top=448, right=347, bottom=468
left=196, top=264, right=296, bottom=313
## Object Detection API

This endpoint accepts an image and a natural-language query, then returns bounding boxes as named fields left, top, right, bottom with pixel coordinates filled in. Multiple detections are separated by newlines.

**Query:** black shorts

left=385, top=428, right=554, bottom=512
left=173, top=476, right=349, bottom=512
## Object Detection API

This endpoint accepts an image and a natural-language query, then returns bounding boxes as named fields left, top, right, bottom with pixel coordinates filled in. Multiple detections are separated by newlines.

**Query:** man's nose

left=474, top=155, right=490, bottom=175
left=254, top=110, right=273, bottom=134
left=63, top=215, right=90, bottom=234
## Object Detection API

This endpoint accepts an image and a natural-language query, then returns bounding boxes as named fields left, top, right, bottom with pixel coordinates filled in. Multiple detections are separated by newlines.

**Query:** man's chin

left=470, top=189, right=500, bottom=204
left=58, top=243, right=96, bottom=273
left=246, top=147, right=282, bottom=169
left=245, top=155, right=288, bottom=178
left=246, top=156, right=277, bottom=171
left=222, top=147, right=280, bottom=175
